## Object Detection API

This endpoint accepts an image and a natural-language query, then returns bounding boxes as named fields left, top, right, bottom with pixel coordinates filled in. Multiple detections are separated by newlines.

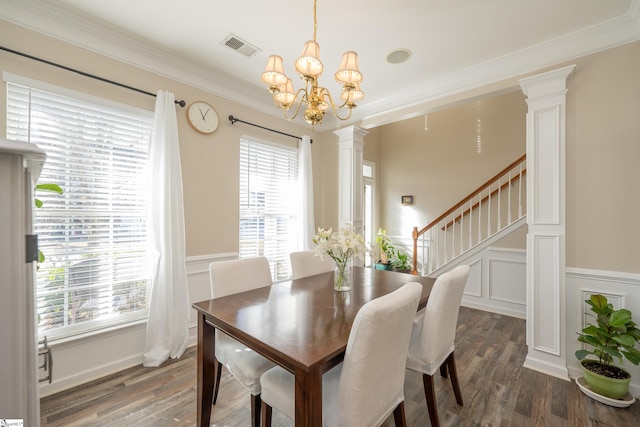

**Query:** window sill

left=42, top=317, right=148, bottom=346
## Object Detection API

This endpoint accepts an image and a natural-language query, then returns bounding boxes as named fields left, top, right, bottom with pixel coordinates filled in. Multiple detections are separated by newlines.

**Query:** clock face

left=187, top=101, right=219, bottom=134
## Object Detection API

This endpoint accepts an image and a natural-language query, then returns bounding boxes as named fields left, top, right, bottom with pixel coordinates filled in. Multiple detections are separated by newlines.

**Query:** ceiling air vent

left=222, top=34, right=261, bottom=58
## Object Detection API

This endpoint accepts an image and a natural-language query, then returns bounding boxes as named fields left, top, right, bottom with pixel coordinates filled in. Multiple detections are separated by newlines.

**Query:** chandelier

left=260, top=0, right=364, bottom=127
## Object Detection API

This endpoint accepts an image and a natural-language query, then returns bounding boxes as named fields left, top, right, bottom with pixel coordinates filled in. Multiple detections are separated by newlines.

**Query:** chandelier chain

left=313, top=0, right=318, bottom=42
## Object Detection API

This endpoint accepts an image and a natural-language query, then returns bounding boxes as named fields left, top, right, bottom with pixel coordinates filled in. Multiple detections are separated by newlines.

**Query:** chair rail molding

left=519, top=64, right=575, bottom=380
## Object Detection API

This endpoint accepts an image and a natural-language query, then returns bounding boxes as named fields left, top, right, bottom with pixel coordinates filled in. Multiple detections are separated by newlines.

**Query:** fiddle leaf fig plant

left=575, top=294, right=640, bottom=369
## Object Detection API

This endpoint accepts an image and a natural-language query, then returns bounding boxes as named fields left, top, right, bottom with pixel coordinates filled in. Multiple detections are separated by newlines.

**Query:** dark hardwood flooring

left=40, top=307, right=640, bottom=426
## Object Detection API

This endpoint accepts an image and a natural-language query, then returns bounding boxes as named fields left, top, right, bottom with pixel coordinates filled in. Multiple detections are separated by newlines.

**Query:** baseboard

left=40, top=352, right=144, bottom=397
left=523, top=355, right=570, bottom=381
left=461, top=299, right=526, bottom=319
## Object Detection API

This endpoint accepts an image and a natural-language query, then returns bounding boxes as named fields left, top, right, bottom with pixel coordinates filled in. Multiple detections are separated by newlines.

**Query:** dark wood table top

left=193, top=266, right=435, bottom=374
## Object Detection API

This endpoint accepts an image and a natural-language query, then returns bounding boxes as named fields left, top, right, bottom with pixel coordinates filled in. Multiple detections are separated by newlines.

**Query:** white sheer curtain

left=297, top=135, right=315, bottom=250
left=142, top=91, right=190, bottom=367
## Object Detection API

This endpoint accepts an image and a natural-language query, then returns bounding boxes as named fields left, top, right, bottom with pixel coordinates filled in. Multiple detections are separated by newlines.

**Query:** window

left=6, top=76, right=153, bottom=340
left=239, top=137, right=298, bottom=281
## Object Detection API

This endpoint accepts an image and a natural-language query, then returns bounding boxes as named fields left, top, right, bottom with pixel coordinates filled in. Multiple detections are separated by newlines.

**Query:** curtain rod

left=228, top=115, right=312, bottom=144
left=0, top=45, right=186, bottom=107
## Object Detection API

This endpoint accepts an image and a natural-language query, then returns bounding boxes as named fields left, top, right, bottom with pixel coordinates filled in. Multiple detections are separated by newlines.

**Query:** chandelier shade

left=260, top=0, right=364, bottom=127
left=295, top=41, right=324, bottom=77
left=335, top=51, right=362, bottom=84
left=340, top=82, right=364, bottom=104
left=261, top=55, right=288, bottom=92
left=273, top=78, right=295, bottom=107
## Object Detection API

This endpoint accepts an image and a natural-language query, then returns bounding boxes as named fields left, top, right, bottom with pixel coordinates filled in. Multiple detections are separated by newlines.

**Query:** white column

left=0, top=139, right=46, bottom=426
left=333, top=126, right=368, bottom=236
left=519, top=64, right=575, bottom=380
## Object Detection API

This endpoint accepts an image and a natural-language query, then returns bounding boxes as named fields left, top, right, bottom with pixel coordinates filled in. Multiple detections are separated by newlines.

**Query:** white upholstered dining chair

left=259, top=281, right=423, bottom=427
left=406, top=264, right=470, bottom=427
left=290, top=250, right=335, bottom=279
left=208, top=256, right=276, bottom=427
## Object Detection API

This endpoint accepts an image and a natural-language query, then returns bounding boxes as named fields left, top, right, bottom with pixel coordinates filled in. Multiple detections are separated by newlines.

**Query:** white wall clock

left=187, top=101, right=219, bottom=134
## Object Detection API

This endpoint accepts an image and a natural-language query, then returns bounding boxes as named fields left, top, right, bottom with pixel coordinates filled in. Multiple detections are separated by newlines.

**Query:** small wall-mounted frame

left=402, top=195, right=413, bottom=205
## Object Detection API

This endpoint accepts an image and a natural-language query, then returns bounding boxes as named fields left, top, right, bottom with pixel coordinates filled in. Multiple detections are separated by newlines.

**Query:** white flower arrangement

left=312, top=225, right=366, bottom=273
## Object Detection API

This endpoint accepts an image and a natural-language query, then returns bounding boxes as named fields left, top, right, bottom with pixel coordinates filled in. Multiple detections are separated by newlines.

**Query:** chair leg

left=212, top=358, right=223, bottom=404
left=446, top=352, right=463, bottom=406
left=393, top=401, right=407, bottom=427
left=439, top=363, right=448, bottom=379
left=251, top=394, right=262, bottom=427
left=422, top=373, right=439, bottom=427
left=261, top=400, right=273, bottom=427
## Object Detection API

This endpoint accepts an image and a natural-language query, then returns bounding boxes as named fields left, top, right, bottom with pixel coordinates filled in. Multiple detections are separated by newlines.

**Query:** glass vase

left=334, top=265, right=351, bottom=291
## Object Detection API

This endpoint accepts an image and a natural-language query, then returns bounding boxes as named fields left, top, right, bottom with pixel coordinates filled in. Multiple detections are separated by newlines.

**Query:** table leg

left=295, top=365, right=322, bottom=427
left=197, top=312, right=216, bottom=427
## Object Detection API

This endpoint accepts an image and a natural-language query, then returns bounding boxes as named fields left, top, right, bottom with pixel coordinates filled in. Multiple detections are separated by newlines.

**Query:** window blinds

left=6, top=80, right=153, bottom=340
left=239, top=138, right=298, bottom=281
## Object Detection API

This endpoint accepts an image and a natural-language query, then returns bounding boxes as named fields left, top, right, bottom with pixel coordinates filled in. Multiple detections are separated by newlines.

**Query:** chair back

left=329, top=282, right=422, bottom=427
left=290, top=250, right=335, bottom=279
left=407, top=265, right=470, bottom=374
left=209, top=256, right=273, bottom=299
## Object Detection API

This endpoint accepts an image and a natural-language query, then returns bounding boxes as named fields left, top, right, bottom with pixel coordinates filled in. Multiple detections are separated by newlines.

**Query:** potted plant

left=374, top=229, right=394, bottom=270
left=575, top=294, right=640, bottom=400
left=391, top=248, right=412, bottom=273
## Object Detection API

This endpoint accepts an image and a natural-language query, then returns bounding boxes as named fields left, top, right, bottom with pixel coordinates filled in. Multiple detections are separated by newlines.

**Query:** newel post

left=412, top=227, right=418, bottom=275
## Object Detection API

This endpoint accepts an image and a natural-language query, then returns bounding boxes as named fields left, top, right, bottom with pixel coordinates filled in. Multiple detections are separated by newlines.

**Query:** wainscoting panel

left=489, top=257, right=527, bottom=305
left=185, top=252, right=237, bottom=346
left=465, top=257, right=483, bottom=297
left=566, top=268, right=640, bottom=395
left=456, top=247, right=526, bottom=319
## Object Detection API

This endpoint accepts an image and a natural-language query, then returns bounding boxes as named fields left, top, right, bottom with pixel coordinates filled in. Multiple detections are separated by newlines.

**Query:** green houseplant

left=374, top=229, right=394, bottom=270
left=35, top=183, right=63, bottom=264
left=575, top=294, right=640, bottom=399
left=391, top=248, right=412, bottom=273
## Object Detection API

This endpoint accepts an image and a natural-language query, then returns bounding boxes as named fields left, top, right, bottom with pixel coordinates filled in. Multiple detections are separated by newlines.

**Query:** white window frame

left=4, top=72, right=153, bottom=341
left=239, top=135, right=298, bottom=281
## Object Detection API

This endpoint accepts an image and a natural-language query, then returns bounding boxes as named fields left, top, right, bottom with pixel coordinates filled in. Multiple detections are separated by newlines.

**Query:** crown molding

left=357, top=4, right=640, bottom=128
left=0, top=0, right=277, bottom=116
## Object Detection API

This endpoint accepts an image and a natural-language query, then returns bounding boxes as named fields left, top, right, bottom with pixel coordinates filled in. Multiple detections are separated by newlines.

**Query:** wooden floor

left=40, top=307, right=640, bottom=426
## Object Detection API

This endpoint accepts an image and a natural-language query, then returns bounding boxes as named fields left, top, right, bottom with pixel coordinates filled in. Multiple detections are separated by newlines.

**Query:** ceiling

left=2, top=0, right=639, bottom=130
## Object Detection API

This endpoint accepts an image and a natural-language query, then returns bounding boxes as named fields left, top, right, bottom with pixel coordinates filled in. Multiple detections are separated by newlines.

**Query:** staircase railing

left=412, top=154, right=526, bottom=275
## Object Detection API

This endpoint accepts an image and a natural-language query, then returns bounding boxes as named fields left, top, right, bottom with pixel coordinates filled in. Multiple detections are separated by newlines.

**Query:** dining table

left=192, top=266, right=436, bottom=427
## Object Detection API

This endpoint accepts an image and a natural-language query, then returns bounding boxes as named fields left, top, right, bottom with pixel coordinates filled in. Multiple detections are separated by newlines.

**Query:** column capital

left=519, top=64, right=576, bottom=101
left=333, top=125, right=369, bottom=143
